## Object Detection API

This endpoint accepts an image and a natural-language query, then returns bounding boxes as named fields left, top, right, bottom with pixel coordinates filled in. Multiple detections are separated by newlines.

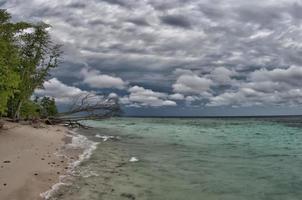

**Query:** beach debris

left=3, top=160, right=11, bottom=163
left=34, top=173, right=38, bottom=176
left=121, top=193, right=136, bottom=200
left=129, top=157, right=139, bottom=162
left=3, top=183, right=7, bottom=186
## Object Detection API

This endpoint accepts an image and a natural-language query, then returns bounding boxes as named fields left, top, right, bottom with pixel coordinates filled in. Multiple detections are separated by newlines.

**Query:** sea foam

left=129, top=157, right=139, bottom=162
left=40, top=129, right=99, bottom=199
left=95, top=134, right=120, bottom=141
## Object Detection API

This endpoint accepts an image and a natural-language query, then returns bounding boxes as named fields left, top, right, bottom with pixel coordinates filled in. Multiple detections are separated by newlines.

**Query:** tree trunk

left=13, top=100, right=22, bottom=121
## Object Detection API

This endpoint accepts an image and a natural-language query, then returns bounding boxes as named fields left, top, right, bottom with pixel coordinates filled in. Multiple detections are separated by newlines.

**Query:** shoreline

left=41, top=129, right=99, bottom=199
left=0, top=122, right=88, bottom=200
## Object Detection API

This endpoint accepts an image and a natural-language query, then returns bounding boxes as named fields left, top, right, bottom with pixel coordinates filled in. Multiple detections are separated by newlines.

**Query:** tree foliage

left=19, top=97, right=58, bottom=119
left=0, top=9, right=61, bottom=120
left=0, top=10, right=26, bottom=114
left=20, top=99, right=40, bottom=119
left=40, top=96, right=58, bottom=117
left=10, top=22, right=62, bottom=119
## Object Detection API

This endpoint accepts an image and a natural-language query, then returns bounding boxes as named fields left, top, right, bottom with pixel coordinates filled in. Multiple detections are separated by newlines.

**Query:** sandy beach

left=0, top=122, right=73, bottom=200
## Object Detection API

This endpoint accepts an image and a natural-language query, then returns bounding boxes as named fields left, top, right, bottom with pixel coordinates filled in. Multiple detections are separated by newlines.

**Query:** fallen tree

left=45, top=93, right=121, bottom=128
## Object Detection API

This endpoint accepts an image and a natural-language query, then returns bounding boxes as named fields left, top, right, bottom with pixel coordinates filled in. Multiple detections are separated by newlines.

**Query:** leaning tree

left=46, top=93, right=121, bottom=128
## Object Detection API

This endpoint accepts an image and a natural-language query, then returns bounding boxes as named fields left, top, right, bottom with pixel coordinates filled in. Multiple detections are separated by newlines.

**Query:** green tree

left=0, top=10, right=30, bottom=115
left=10, top=22, right=62, bottom=120
left=20, top=99, right=40, bottom=119
left=40, top=96, right=58, bottom=117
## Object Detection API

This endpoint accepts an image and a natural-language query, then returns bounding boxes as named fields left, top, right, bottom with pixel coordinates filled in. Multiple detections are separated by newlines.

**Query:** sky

left=2, top=0, right=302, bottom=116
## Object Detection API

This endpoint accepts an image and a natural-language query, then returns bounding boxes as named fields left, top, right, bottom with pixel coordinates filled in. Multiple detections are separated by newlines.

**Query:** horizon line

left=122, top=114, right=302, bottom=118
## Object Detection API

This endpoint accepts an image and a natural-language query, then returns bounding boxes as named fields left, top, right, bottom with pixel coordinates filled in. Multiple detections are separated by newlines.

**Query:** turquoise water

left=57, top=117, right=302, bottom=200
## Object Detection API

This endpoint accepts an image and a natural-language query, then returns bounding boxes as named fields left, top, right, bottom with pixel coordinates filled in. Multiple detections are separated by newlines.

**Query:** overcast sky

left=3, top=0, right=302, bottom=116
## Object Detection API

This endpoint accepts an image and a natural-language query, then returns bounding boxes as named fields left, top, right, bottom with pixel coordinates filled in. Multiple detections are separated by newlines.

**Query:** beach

left=0, top=122, right=75, bottom=200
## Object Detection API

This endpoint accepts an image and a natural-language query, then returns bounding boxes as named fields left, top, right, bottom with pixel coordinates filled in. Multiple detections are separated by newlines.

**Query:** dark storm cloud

left=199, top=3, right=225, bottom=19
left=235, top=5, right=283, bottom=27
left=127, top=18, right=150, bottom=26
left=288, top=3, right=302, bottom=19
left=67, top=2, right=86, bottom=9
left=101, top=0, right=130, bottom=7
left=0, top=0, right=6, bottom=7
left=160, top=14, right=192, bottom=28
left=2, top=0, right=302, bottom=111
left=147, top=0, right=188, bottom=11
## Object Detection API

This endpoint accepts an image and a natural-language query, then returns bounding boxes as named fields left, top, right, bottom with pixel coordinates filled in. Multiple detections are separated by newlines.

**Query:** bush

left=40, top=97, right=58, bottom=118
left=20, top=100, right=40, bottom=120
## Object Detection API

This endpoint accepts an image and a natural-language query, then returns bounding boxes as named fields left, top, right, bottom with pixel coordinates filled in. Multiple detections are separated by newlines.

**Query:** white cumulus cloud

left=122, top=86, right=177, bottom=107
left=81, top=68, right=126, bottom=89
left=173, top=74, right=213, bottom=95
left=35, top=78, right=88, bottom=103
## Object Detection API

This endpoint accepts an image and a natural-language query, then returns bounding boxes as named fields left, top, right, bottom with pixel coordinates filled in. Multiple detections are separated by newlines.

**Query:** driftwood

left=48, top=93, right=121, bottom=127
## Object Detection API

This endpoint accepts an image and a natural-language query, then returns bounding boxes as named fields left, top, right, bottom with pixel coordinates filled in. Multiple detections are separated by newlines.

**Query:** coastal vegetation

left=0, top=9, right=120, bottom=128
left=0, top=9, right=61, bottom=123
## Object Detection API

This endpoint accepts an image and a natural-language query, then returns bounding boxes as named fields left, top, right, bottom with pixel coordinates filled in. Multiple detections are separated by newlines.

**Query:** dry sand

left=0, top=122, right=73, bottom=200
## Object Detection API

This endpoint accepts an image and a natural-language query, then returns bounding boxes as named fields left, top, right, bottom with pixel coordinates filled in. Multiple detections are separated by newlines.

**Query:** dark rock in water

left=3, top=160, right=11, bottom=163
left=121, top=193, right=136, bottom=200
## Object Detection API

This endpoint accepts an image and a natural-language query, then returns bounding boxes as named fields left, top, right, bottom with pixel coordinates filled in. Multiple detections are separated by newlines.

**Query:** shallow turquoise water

left=58, top=117, right=302, bottom=200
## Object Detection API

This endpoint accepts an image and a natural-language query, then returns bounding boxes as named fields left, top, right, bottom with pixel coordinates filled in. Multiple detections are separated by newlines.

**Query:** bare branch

left=48, top=93, right=121, bottom=126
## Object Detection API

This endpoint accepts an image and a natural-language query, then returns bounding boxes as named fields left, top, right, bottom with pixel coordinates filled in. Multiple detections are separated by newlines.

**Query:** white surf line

left=40, top=129, right=99, bottom=199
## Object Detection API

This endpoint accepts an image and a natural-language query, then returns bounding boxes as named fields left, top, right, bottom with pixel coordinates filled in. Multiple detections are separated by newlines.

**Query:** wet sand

left=0, top=122, right=73, bottom=200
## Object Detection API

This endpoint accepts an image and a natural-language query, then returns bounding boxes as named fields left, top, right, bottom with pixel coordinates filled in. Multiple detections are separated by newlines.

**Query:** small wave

left=40, top=175, right=70, bottom=199
left=67, top=132, right=99, bottom=170
left=40, top=129, right=99, bottom=199
left=95, top=134, right=120, bottom=141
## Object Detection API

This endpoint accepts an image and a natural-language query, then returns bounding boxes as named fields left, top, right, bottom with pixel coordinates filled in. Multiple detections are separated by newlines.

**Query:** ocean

left=52, top=117, right=302, bottom=200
